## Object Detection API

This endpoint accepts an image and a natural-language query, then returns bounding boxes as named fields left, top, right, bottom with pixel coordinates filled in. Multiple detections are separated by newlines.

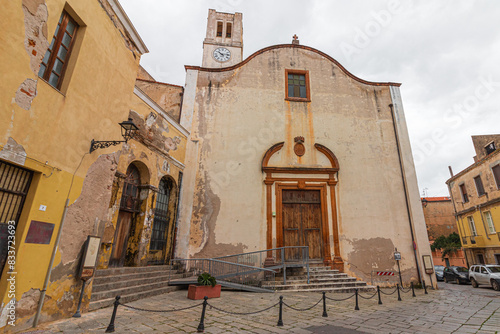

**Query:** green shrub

left=197, top=272, right=217, bottom=287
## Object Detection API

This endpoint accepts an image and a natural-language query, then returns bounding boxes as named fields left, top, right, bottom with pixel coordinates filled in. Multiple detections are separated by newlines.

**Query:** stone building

left=446, top=135, right=500, bottom=265
left=176, top=9, right=434, bottom=286
left=0, top=0, right=187, bottom=330
left=421, top=197, right=466, bottom=267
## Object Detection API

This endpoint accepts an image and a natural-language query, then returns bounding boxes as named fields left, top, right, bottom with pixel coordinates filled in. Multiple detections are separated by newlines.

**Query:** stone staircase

left=89, top=265, right=183, bottom=311
left=262, top=266, right=375, bottom=292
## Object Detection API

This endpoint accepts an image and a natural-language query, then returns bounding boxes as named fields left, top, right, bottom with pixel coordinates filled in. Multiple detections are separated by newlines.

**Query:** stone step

left=269, top=274, right=349, bottom=281
left=272, top=281, right=369, bottom=291
left=262, top=277, right=357, bottom=286
left=93, top=271, right=185, bottom=286
left=95, top=265, right=173, bottom=277
left=91, top=280, right=176, bottom=302
left=89, top=285, right=181, bottom=311
left=92, top=273, right=178, bottom=293
left=279, top=286, right=376, bottom=293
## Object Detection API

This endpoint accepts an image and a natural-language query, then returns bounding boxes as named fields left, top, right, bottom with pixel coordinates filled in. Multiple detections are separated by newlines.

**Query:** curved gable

left=186, top=44, right=401, bottom=87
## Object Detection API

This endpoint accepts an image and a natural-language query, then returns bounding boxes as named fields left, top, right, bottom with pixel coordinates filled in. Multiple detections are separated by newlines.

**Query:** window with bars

left=286, top=70, right=310, bottom=101
left=150, top=178, right=174, bottom=251
left=0, top=161, right=33, bottom=273
left=474, top=175, right=486, bottom=196
left=38, top=11, right=78, bottom=90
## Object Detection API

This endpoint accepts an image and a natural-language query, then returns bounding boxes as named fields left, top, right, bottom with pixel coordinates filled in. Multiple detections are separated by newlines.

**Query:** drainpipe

left=388, top=103, right=424, bottom=285
left=33, top=199, right=69, bottom=327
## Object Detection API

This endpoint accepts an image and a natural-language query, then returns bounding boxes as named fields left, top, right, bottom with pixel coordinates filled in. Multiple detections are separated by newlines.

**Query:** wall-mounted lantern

left=89, top=118, right=138, bottom=153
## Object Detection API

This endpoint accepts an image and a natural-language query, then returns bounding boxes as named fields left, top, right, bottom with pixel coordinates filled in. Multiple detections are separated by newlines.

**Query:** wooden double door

left=282, top=190, right=323, bottom=260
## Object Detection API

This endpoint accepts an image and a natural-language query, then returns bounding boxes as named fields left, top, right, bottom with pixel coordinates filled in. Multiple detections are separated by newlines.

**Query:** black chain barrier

left=283, top=297, right=323, bottom=312
left=379, top=286, right=398, bottom=295
left=207, top=301, right=279, bottom=315
left=104, top=283, right=431, bottom=333
left=324, top=293, right=355, bottom=302
left=358, top=291, right=378, bottom=300
left=118, top=301, right=204, bottom=313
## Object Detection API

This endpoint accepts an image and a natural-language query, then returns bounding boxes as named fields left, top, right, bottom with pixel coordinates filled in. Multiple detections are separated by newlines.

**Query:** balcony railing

left=463, top=235, right=485, bottom=248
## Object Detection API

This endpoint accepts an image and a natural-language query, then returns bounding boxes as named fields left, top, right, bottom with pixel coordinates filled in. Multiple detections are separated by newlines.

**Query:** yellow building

left=0, top=0, right=187, bottom=331
left=446, top=135, right=500, bottom=266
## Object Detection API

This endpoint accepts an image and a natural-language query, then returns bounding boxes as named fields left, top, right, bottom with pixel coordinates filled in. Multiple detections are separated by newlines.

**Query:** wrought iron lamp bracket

left=89, top=139, right=127, bottom=153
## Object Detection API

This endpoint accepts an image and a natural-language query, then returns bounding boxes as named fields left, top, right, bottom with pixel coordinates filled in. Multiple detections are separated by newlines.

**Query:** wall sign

left=25, top=221, right=54, bottom=244
left=394, top=251, right=401, bottom=261
left=422, top=255, right=434, bottom=274
left=78, top=235, right=101, bottom=280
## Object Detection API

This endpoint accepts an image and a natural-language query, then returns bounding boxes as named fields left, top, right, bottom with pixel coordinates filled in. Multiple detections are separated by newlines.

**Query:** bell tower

left=202, top=9, right=243, bottom=68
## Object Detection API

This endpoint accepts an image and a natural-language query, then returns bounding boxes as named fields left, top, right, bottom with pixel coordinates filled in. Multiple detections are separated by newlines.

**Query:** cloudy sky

left=119, top=0, right=500, bottom=196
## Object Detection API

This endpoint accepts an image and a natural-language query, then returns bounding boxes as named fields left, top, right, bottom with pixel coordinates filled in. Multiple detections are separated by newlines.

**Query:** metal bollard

left=411, top=282, right=416, bottom=297
left=354, top=289, right=359, bottom=311
left=277, top=296, right=284, bottom=326
left=423, top=280, right=428, bottom=294
left=322, top=292, right=328, bottom=317
left=197, top=296, right=208, bottom=333
left=105, top=296, right=120, bottom=333
left=377, top=286, right=382, bottom=305
left=73, top=279, right=86, bottom=318
left=397, top=284, right=402, bottom=301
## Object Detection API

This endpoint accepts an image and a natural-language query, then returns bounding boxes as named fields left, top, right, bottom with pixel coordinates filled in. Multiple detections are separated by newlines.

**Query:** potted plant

left=187, top=272, right=221, bottom=300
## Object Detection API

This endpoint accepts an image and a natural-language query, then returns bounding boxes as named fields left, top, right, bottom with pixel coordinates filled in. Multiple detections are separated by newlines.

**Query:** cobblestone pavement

left=25, top=282, right=500, bottom=334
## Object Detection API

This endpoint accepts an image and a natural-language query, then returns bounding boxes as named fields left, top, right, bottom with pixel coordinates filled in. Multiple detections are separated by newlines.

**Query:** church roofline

left=185, top=44, right=401, bottom=87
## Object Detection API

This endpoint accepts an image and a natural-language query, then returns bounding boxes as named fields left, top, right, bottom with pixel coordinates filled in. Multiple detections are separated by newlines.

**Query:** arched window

left=120, top=164, right=141, bottom=212
left=150, top=177, right=174, bottom=251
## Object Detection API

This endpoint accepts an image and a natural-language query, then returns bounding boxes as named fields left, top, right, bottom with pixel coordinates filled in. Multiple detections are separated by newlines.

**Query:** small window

left=474, top=176, right=485, bottom=196
left=468, top=216, right=477, bottom=236
left=459, top=184, right=469, bottom=203
left=493, top=165, right=500, bottom=190
left=38, top=11, right=78, bottom=90
left=285, top=69, right=310, bottom=101
left=216, top=21, right=223, bottom=37
left=226, top=23, right=232, bottom=38
left=485, top=142, right=496, bottom=155
left=484, top=211, right=496, bottom=234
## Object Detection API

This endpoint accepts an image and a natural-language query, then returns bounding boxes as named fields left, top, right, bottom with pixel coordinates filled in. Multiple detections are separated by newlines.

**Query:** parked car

left=443, top=266, right=470, bottom=284
left=469, top=265, right=500, bottom=291
left=435, top=265, right=445, bottom=281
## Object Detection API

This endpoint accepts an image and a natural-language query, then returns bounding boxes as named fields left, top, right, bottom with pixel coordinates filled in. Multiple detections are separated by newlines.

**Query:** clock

left=213, top=47, right=231, bottom=62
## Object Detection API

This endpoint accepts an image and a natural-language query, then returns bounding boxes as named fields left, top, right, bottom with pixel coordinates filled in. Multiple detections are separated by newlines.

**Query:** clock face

left=213, top=47, right=231, bottom=62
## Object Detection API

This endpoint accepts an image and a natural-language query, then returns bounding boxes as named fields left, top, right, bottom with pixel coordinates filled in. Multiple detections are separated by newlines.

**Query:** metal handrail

left=170, top=258, right=277, bottom=291
left=170, top=246, right=310, bottom=289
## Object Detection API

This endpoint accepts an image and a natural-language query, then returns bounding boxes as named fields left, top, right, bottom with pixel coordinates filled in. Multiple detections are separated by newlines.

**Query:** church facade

left=177, top=9, right=434, bottom=285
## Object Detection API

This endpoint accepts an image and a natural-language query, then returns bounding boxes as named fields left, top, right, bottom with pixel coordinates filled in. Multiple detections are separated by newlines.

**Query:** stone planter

left=187, top=284, right=221, bottom=300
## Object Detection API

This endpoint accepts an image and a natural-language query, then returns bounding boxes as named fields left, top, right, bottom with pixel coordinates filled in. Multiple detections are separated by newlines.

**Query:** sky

left=119, top=0, right=500, bottom=196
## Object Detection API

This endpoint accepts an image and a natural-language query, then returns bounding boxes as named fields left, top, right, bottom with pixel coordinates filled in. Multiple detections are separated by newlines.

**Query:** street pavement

left=25, top=282, right=500, bottom=334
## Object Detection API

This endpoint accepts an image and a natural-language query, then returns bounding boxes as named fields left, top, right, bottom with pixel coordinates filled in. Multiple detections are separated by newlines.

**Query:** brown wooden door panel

left=281, top=190, right=323, bottom=261
left=305, top=229, right=322, bottom=259
left=109, top=211, right=132, bottom=267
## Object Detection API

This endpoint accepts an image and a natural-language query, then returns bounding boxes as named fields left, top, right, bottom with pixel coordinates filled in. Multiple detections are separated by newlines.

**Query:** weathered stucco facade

left=0, top=0, right=187, bottom=331
left=177, top=11, right=434, bottom=288
left=447, top=135, right=500, bottom=266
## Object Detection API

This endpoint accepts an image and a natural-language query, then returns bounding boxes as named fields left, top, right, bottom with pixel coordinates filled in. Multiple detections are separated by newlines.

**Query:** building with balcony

left=446, top=135, right=500, bottom=265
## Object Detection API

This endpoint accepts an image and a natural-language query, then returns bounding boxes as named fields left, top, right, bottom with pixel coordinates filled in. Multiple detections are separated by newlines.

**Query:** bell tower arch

left=202, top=9, right=243, bottom=68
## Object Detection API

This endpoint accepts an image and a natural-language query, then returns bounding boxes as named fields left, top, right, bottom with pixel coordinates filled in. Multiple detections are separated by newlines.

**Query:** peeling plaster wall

left=0, top=0, right=155, bottom=330
left=179, top=46, right=432, bottom=284
left=135, top=79, right=184, bottom=123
